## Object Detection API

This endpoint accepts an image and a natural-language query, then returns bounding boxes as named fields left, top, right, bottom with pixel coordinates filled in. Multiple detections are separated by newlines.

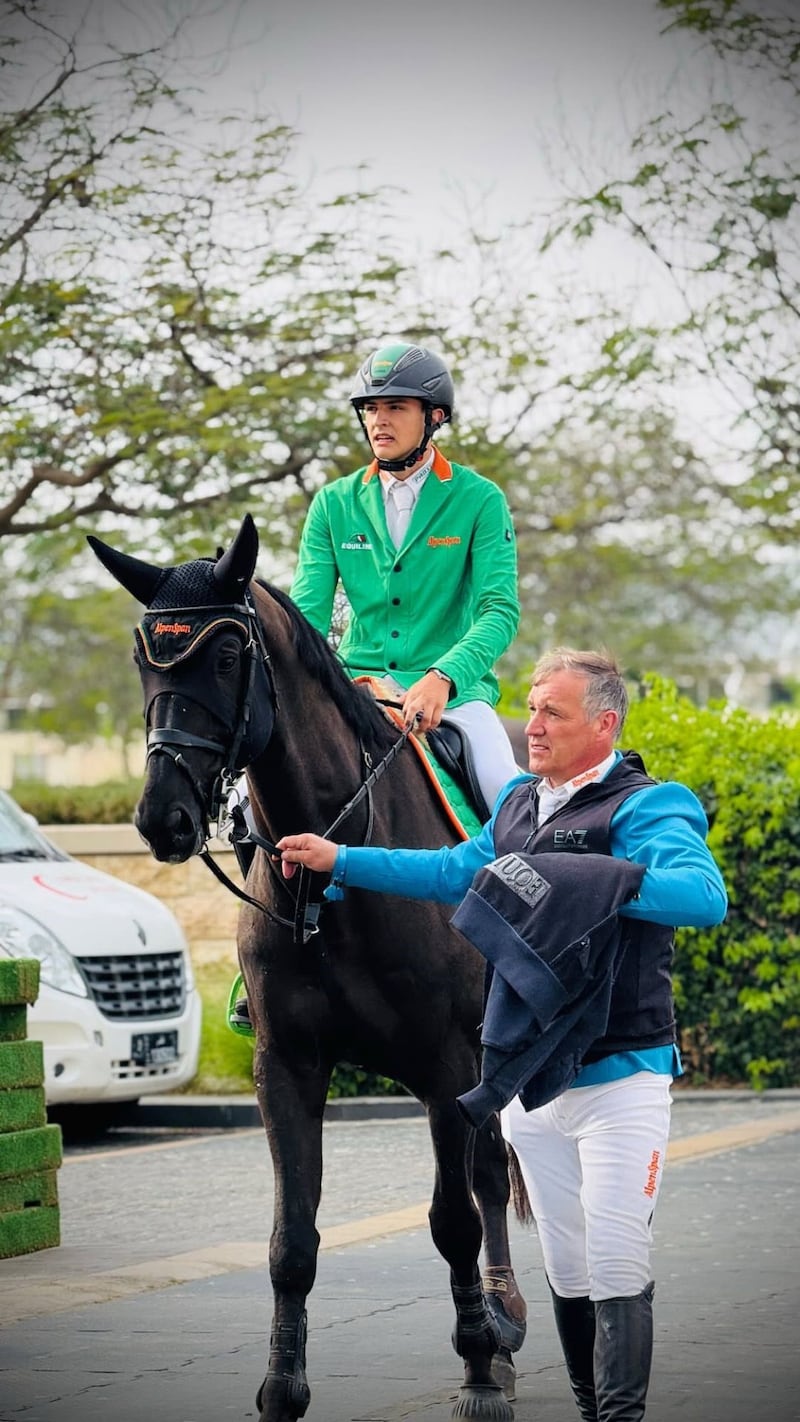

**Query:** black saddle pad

left=427, top=721, right=491, bottom=824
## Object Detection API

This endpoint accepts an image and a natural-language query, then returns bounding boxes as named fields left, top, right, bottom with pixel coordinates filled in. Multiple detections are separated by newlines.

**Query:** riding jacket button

left=393, top=563, right=402, bottom=572
left=388, top=660, right=397, bottom=669
left=390, top=630, right=399, bottom=638
left=392, top=597, right=400, bottom=605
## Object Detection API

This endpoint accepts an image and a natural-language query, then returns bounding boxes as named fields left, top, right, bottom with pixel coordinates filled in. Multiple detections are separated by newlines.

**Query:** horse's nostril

left=165, top=806, right=190, bottom=836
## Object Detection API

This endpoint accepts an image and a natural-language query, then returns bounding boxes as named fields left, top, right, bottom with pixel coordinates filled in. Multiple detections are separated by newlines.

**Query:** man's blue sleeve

left=611, top=782, right=727, bottom=927
left=334, top=774, right=530, bottom=903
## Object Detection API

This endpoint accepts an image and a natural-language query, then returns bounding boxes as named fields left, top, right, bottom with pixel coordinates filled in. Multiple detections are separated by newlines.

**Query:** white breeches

left=442, top=699, right=522, bottom=812
left=501, top=1073, right=672, bottom=1301
left=381, top=674, right=521, bottom=813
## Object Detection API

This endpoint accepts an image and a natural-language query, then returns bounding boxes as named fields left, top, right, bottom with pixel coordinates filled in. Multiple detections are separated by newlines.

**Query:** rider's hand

left=401, top=670, right=451, bottom=734
left=276, top=833, right=338, bottom=879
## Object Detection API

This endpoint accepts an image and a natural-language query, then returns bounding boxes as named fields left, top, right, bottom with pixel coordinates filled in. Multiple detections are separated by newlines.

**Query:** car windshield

left=0, top=791, right=62, bottom=861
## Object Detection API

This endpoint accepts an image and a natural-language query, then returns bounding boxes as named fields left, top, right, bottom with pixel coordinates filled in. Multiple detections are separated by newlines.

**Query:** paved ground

left=1, top=1093, right=799, bottom=1422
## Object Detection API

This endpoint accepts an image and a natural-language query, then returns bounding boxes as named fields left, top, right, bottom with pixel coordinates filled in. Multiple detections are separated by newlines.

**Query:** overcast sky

left=196, top=0, right=695, bottom=234
left=27, top=0, right=703, bottom=264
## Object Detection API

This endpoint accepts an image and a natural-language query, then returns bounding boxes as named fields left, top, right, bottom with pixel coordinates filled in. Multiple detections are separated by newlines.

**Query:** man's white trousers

left=501, top=1072, right=672, bottom=1300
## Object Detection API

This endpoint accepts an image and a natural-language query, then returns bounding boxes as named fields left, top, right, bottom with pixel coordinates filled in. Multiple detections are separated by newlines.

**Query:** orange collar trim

left=362, top=447, right=453, bottom=484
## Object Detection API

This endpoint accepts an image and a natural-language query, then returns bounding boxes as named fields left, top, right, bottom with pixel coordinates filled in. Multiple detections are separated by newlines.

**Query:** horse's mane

left=257, top=580, right=398, bottom=754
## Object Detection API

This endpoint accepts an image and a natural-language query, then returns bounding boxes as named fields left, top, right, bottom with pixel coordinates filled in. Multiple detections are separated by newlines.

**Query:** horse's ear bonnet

left=88, top=515, right=262, bottom=671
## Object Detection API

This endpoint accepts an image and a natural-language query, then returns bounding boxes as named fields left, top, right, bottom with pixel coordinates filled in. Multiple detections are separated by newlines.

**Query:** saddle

left=427, top=720, right=492, bottom=825
left=353, top=679, right=489, bottom=836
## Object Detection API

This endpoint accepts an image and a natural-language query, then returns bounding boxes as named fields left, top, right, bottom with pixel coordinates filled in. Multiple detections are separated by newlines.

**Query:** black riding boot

left=594, top=1281, right=654, bottom=1422
left=549, top=1288, right=598, bottom=1422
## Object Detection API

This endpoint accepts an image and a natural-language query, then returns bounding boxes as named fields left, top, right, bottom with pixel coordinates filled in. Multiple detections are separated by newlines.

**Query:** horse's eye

left=217, top=643, right=241, bottom=675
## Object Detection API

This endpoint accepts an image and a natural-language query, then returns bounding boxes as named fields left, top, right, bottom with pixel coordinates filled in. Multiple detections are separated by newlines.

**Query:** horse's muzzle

left=134, top=799, right=206, bottom=864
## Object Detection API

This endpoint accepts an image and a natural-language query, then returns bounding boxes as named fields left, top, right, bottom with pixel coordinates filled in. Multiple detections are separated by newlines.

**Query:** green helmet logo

left=369, top=343, right=413, bottom=382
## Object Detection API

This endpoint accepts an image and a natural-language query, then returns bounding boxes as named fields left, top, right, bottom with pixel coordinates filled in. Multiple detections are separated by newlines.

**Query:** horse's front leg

left=427, top=1098, right=514, bottom=1422
left=252, top=1038, right=330, bottom=1422
left=473, top=1116, right=528, bottom=1401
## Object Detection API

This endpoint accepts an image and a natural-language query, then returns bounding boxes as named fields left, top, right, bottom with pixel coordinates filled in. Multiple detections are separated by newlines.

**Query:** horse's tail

left=507, top=1143, right=533, bottom=1226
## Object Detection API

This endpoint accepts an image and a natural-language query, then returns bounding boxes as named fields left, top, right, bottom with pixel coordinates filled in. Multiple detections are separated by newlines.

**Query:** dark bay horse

left=88, top=514, right=526, bottom=1422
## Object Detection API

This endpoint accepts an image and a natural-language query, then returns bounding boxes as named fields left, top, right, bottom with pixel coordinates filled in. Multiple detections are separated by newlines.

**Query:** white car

left=0, top=788, right=201, bottom=1112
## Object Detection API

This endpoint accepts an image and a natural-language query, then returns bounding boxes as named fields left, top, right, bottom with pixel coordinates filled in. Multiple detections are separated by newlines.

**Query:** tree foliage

left=0, top=1, right=412, bottom=555
left=0, top=0, right=792, bottom=743
left=542, top=0, right=800, bottom=540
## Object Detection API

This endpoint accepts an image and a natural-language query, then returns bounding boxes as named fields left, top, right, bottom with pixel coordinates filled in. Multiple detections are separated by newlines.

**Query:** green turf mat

left=0, top=959, right=40, bottom=1007
left=0, top=1123, right=62, bottom=1180
left=0, top=1085, right=46, bottom=1135
left=0, top=1203, right=60, bottom=1258
left=0, top=1004, right=28, bottom=1042
left=0, top=1168, right=58, bottom=1214
left=0, top=1039, right=44, bottom=1091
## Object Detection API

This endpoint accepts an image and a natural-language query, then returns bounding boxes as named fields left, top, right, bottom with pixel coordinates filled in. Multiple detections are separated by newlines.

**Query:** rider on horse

left=290, top=340, right=521, bottom=810
left=227, top=343, right=521, bottom=1028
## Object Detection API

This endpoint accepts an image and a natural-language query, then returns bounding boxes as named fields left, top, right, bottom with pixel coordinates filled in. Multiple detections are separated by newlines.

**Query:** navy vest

left=493, top=753, right=676, bottom=1058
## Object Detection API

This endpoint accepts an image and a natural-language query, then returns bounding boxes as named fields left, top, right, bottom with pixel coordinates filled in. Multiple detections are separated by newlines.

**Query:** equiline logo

left=486, top=854, right=551, bottom=908
left=153, top=621, right=192, bottom=634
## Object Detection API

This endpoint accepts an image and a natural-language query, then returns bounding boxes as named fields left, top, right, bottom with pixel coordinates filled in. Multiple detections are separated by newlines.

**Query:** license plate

left=130, top=1030, right=178, bottom=1066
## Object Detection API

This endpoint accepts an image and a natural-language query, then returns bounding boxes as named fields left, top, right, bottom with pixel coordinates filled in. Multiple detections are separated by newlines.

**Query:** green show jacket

left=289, top=448, right=519, bottom=707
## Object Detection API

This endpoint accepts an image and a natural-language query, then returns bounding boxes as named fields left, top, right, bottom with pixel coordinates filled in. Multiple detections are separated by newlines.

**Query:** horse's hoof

left=451, top=1381, right=514, bottom=1421
left=491, top=1346, right=517, bottom=1402
left=256, top=1374, right=311, bottom=1420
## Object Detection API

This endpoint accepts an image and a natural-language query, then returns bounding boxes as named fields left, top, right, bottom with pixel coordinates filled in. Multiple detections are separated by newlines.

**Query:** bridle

left=137, top=590, right=277, bottom=827
left=136, top=589, right=415, bottom=945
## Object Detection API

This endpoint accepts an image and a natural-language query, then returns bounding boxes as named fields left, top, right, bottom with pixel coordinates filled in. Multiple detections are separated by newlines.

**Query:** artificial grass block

left=0, top=1203, right=60, bottom=1258
left=0, top=1004, right=28, bottom=1042
left=0, top=1085, right=46, bottom=1135
left=0, top=1039, right=44, bottom=1090
left=0, top=1168, right=58, bottom=1214
left=0, top=1124, right=62, bottom=1180
left=0, top=959, right=40, bottom=1006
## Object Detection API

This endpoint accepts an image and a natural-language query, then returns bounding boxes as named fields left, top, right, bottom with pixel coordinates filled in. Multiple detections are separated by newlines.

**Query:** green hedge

left=11, top=779, right=140, bottom=825
left=626, top=678, right=800, bottom=1089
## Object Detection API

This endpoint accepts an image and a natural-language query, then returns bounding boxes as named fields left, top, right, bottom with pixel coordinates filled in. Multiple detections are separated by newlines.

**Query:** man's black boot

left=593, top=1281, right=654, bottom=1421
left=550, top=1289, right=598, bottom=1421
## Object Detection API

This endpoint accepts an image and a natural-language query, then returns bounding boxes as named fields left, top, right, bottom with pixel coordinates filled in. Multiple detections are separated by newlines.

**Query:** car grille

left=75, top=952, right=186, bottom=1020
left=111, top=1058, right=183, bottom=1082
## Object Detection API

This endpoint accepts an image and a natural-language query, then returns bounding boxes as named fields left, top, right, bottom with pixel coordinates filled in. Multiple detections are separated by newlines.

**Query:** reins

left=200, top=713, right=419, bottom=944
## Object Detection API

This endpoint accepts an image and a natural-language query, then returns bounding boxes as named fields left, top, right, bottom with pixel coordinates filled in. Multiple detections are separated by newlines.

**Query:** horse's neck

left=251, top=677, right=454, bottom=850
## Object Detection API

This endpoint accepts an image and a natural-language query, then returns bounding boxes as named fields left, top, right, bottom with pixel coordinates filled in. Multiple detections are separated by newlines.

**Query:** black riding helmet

left=350, top=342, right=455, bottom=472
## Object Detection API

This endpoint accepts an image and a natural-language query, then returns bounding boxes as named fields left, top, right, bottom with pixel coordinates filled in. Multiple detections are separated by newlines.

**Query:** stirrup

left=227, top=971, right=256, bottom=1038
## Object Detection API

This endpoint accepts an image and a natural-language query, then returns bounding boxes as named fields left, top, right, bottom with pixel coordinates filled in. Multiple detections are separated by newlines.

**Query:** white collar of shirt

left=536, top=749, right=619, bottom=822
left=378, top=452, right=433, bottom=507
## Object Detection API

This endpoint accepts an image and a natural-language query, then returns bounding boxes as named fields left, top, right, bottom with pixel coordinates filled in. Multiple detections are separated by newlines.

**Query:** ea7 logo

left=553, top=828, right=589, bottom=849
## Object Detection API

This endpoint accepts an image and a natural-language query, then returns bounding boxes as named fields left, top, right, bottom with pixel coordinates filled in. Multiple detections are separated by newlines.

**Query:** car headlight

left=0, top=905, right=88, bottom=997
left=183, top=950, right=195, bottom=994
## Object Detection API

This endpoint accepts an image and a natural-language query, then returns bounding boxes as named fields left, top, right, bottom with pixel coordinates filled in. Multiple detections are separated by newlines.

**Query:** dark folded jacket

left=452, top=851, right=646, bottom=1128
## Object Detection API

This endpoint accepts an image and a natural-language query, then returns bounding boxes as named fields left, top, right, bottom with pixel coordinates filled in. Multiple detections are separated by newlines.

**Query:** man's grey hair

left=532, top=648, right=628, bottom=733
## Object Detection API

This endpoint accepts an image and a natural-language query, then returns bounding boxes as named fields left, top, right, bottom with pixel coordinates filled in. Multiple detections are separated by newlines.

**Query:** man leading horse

left=276, top=647, right=728, bottom=1422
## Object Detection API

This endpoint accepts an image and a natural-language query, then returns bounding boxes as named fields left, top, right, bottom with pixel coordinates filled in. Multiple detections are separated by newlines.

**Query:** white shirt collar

left=536, top=749, right=619, bottom=821
left=378, top=451, right=434, bottom=502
